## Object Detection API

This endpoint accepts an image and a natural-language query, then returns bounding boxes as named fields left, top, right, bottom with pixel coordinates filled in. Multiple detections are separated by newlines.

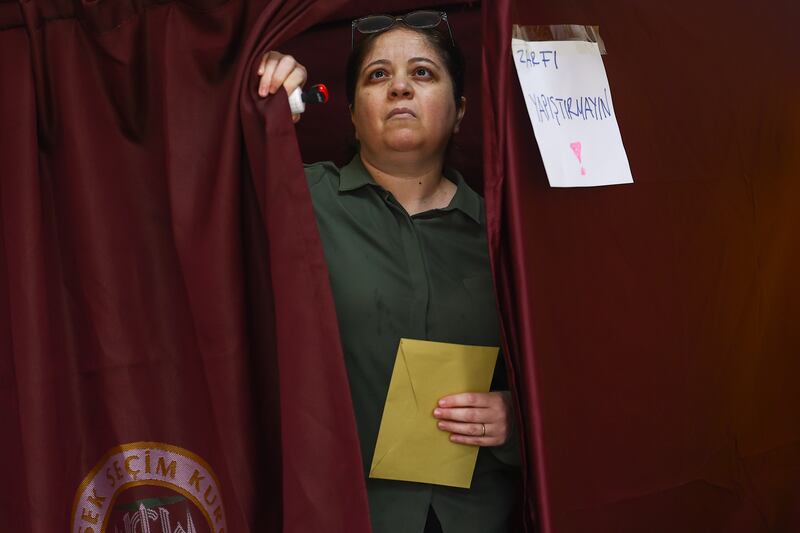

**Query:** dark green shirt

left=305, top=155, right=519, bottom=533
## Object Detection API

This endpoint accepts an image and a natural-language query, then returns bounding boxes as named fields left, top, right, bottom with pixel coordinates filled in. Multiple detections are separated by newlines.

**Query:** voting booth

left=286, top=2, right=800, bottom=531
left=1, top=0, right=798, bottom=531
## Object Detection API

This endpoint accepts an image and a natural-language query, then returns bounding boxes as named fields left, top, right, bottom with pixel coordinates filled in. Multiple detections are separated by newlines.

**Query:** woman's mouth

left=387, top=107, right=416, bottom=119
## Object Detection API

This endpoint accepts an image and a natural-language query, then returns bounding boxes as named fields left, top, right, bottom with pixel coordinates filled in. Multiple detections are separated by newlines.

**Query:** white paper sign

left=511, top=39, right=634, bottom=187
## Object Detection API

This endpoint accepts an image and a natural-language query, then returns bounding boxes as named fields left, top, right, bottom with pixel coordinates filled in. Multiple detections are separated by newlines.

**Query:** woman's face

left=351, top=28, right=465, bottom=161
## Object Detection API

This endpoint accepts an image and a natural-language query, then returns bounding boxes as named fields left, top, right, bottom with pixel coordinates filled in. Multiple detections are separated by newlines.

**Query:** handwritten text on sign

left=512, top=39, right=633, bottom=187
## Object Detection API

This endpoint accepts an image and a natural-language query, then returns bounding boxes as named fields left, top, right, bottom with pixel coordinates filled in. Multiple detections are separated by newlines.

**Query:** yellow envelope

left=369, top=338, right=499, bottom=489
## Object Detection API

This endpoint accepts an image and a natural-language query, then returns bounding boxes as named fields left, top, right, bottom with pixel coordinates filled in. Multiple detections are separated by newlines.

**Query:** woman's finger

left=257, top=52, right=269, bottom=76
left=282, top=64, right=307, bottom=97
left=449, top=433, right=505, bottom=447
left=269, top=54, right=298, bottom=94
left=441, top=419, right=509, bottom=447
left=259, top=53, right=281, bottom=97
left=438, top=392, right=493, bottom=408
left=437, top=420, right=490, bottom=437
left=434, top=407, right=497, bottom=424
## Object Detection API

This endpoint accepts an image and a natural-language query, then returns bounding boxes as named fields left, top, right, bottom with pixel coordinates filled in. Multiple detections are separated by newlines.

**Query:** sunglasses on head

left=351, top=10, right=455, bottom=49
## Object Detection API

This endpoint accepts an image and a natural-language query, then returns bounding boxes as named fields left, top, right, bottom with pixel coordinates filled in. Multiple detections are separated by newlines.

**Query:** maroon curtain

left=4, top=0, right=799, bottom=531
left=483, top=0, right=800, bottom=532
left=0, top=0, right=371, bottom=531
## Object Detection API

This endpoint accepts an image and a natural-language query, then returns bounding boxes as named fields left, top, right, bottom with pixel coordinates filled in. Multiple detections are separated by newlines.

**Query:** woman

left=258, top=11, right=520, bottom=533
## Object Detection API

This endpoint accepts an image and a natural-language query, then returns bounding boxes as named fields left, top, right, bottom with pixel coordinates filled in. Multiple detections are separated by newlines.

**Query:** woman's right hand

left=256, top=51, right=308, bottom=122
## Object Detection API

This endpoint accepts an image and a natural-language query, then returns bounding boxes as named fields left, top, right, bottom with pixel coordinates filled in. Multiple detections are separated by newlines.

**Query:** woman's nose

left=388, top=76, right=413, bottom=98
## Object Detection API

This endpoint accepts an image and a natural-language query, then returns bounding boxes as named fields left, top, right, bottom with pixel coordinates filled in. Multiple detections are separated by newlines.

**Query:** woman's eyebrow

left=362, top=59, right=391, bottom=72
left=407, top=57, right=439, bottom=66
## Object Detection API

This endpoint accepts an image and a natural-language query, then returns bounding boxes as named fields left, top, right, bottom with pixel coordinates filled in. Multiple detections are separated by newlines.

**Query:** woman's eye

left=414, top=67, right=431, bottom=77
left=368, top=70, right=387, bottom=80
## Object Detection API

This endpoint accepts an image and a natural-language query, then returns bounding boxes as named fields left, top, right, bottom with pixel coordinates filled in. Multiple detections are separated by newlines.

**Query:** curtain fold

left=482, top=0, right=800, bottom=532
left=1, top=0, right=370, bottom=530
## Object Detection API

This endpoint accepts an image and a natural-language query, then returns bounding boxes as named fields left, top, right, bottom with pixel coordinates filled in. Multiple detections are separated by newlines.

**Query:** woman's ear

left=453, top=96, right=467, bottom=134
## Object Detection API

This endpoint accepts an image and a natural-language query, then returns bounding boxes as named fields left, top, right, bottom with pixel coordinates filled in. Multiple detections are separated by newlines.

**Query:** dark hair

left=345, top=25, right=465, bottom=109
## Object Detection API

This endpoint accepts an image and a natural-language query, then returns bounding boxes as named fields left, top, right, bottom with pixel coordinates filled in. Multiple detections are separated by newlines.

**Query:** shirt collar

left=338, top=154, right=377, bottom=192
left=338, top=154, right=483, bottom=225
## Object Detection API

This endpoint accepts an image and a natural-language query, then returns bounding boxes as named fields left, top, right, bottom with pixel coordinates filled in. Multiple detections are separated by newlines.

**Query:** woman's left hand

left=433, top=391, right=513, bottom=447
